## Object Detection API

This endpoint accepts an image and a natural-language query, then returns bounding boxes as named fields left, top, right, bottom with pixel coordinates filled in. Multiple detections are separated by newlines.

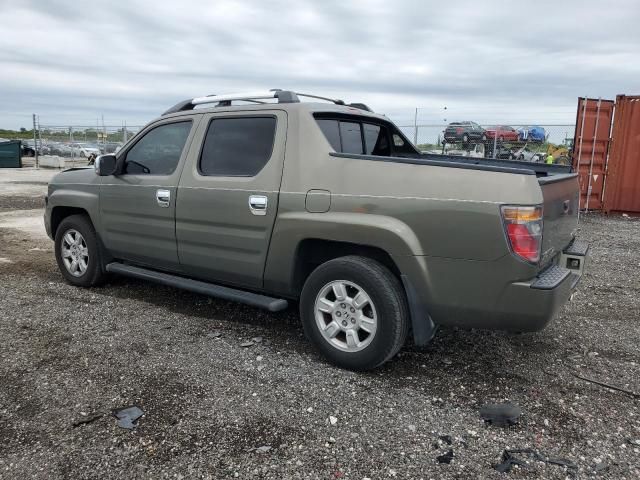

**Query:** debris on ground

left=573, top=372, right=640, bottom=399
left=438, top=434, right=453, bottom=445
left=251, top=445, right=272, bottom=454
left=251, top=336, right=263, bottom=344
left=329, top=415, right=338, bottom=425
left=71, top=412, right=104, bottom=428
left=112, top=406, right=144, bottom=430
left=240, top=341, right=255, bottom=348
left=436, top=449, right=454, bottom=464
left=493, top=448, right=578, bottom=476
left=479, top=402, right=522, bottom=427
left=206, top=330, right=222, bottom=339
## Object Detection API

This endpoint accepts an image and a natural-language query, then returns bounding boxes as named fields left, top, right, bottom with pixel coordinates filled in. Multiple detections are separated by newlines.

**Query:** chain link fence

left=20, top=111, right=575, bottom=168
left=395, top=123, right=575, bottom=164
left=28, top=123, right=143, bottom=168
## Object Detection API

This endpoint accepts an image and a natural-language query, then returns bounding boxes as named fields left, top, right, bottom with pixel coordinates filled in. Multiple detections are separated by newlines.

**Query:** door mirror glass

left=95, top=154, right=117, bottom=176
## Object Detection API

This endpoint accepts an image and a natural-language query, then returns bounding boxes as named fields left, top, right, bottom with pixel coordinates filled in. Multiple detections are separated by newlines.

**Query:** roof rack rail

left=161, top=89, right=373, bottom=115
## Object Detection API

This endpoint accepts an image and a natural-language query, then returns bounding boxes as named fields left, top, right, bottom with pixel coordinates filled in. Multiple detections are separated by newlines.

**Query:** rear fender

left=264, top=211, right=422, bottom=292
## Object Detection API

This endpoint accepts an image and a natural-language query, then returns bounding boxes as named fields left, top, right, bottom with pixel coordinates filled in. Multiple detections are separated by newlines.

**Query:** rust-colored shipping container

left=572, top=98, right=614, bottom=211
left=603, top=95, right=640, bottom=214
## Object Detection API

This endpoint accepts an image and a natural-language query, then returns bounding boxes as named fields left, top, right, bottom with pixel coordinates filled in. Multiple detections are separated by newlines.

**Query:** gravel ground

left=0, top=170, right=639, bottom=479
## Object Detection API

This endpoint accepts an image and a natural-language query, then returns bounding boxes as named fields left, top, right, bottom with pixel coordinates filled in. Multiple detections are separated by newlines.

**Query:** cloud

left=0, top=0, right=638, bottom=129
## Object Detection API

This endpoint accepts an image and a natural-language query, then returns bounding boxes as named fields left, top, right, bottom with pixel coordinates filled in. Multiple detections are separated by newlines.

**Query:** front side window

left=199, top=117, right=276, bottom=176
left=124, top=121, right=192, bottom=175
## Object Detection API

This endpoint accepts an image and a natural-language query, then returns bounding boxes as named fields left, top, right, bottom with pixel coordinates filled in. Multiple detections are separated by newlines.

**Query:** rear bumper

left=396, top=239, right=589, bottom=336
left=491, top=240, right=589, bottom=331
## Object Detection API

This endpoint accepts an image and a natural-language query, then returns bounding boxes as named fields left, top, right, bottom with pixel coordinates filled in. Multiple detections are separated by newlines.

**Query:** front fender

left=46, top=186, right=100, bottom=236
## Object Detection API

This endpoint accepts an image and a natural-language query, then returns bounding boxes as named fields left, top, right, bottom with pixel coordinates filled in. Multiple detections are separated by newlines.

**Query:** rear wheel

left=300, top=256, right=409, bottom=370
left=54, top=215, right=105, bottom=287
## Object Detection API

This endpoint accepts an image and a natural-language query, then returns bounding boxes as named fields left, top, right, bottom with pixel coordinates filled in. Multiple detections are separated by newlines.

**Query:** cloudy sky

left=0, top=0, right=638, bottom=130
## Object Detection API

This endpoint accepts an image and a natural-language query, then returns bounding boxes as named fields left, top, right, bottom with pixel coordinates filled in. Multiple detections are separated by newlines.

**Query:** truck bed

left=330, top=152, right=573, bottom=177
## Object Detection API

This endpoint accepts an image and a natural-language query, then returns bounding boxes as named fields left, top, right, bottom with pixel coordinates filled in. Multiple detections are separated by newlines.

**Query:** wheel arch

left=290, top=239, right=402, bottom=296
left=51, top=206, right=91, bottom=238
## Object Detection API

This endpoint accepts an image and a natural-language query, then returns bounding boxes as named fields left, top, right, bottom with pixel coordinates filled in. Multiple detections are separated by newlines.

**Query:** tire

left=54, top=214, right=105, bottom=287
left=300, top=256, right=409, bottom=371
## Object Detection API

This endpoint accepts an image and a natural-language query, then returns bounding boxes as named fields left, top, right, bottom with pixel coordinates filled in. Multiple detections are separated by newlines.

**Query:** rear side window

left=316, top=119, right=341, bottom=151
left=199, top=117, right=276, bottom=176
left=363, top=123, right=390, bottom=156
left=339, top=122, right=364, bottom=154
left=315, top=115, right=417, bottom=157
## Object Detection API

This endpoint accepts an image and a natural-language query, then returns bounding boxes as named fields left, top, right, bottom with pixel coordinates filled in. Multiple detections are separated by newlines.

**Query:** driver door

left=99, top=116, right=199, bottom=271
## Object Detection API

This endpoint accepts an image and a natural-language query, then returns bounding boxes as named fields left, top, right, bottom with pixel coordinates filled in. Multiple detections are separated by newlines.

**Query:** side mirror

left=95, top=154, right=117, bottom=176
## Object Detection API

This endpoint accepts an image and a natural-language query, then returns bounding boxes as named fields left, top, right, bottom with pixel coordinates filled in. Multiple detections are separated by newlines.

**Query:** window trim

left=118, top=119, right=193, bottom=177
left=196, top=115, right=278, bottom=178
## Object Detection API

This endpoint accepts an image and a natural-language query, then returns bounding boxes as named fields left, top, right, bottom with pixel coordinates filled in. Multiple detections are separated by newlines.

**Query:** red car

left=485, top=125, right=519, bottom=142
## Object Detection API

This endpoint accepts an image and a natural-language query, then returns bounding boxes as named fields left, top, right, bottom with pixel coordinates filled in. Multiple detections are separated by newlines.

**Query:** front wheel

left=300, top=256, right=409, bottom=370
left=54, top=214, right=106, bottom=287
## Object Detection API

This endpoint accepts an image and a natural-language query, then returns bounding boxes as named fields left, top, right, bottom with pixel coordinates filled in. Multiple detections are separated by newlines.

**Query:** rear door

left=176, top=110, right=287, bottom=288
left=99, top=117, right=198, bottom=271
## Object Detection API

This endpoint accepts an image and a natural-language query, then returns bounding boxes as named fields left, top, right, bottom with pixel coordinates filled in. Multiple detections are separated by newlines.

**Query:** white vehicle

left=72, top=143, right=101, bottom=158
left=445, top=143, right=485, bottom=158
left=514, top=147, right=544, bottom=163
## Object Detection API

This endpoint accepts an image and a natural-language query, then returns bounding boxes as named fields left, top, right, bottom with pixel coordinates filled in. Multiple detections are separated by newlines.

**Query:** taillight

left=500, top=205, right=543, bottom=263
left=456, top=128, right=463, bottom=134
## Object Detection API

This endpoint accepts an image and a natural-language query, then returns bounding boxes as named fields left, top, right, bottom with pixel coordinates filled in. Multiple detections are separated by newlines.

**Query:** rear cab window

left=314, top=113, right=417, bottom=158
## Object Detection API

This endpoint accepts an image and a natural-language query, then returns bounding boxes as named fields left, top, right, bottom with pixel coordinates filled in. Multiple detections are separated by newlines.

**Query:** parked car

left=20, top=141, right=36, bottom=157
left=485, top=125, right=519, bottom=142
left=518, top=126, right=546, bottom=142
left=443, top=121, right=487, bottom=144
left=446, top=143, right=485, bottom=158
left=49, top=143, right=74, bottom=157
left=101, top=142, right=122, bottom=154
left=72, top=143, right=101, bottom=158
left=45, top=90, right=587, bottom=371
left=22, top=140, right=50, bottom=156
left=514, top=147, right=544, bottom=163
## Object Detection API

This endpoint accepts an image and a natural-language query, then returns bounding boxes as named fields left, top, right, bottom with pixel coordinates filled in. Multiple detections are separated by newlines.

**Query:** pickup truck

left=44, top=90, right=588, bottom=371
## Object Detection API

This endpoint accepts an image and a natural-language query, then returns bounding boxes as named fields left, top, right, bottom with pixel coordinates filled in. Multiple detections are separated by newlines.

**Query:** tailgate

left=538, top=173, right=580, bottom=266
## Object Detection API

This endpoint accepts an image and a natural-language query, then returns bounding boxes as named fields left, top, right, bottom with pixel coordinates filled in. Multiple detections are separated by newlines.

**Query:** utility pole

left=413, top=108, right=418, bottom=145
left=32, top=114, right=39, bottom=169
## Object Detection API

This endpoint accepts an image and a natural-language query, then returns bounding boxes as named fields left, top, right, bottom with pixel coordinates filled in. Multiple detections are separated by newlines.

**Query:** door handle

left=248, top=195, right=268, bottom=216
left=156, top=189, right=171, bottom=208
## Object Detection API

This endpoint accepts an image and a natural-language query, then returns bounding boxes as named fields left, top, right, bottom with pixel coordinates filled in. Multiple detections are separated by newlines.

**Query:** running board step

left=105, top=263, right=288, bottom=312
